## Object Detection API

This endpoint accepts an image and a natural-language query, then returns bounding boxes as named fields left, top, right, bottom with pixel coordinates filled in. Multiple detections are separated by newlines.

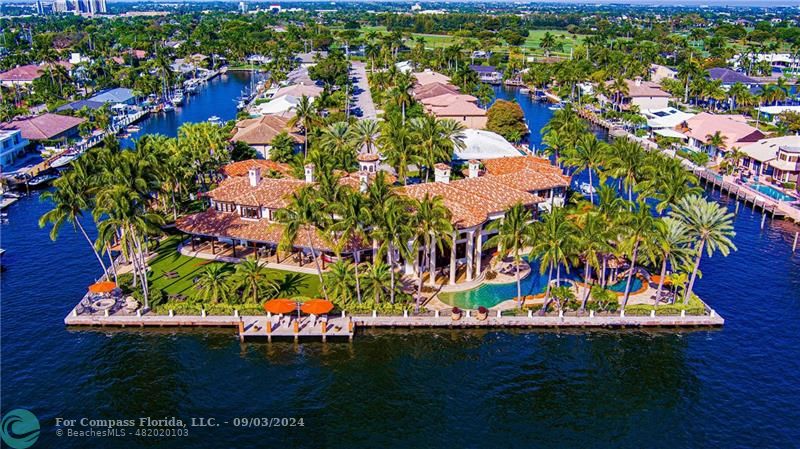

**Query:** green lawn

left=146, top=236, right=321, bottom=299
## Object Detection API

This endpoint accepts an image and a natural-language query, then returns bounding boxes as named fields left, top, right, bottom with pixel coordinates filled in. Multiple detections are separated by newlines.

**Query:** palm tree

left=39, top=170, right=108, bottom=276
left=330, top=190, right=368, bottom=303
left=669, top=195, right=736, bottom=304
left=619, top=202, right=658, bottom=309
left=410, top=116, right=465, bottom=182
left=392, top=71, right=415, bottom=122
left=562, top=134, right=606, bottom=204
left=412, top=194, right=454, bottom=311
left=572, top=211, right=612, bottom=310
left=372, top=196, right=414, bottom=304
left=233, top=256, right=276, bottom=304
left=196, top=264, right=233, bottom=304
left=287, top=95, right=317, bottom=157
left=276, top=187, right=330, bottom=301
left=362, top=262, right=393, bottom=304
left=604, top=139, right=647, bottom=205
left=653, top=217, right=691, bottom=306
left=324, top=260, right=357, bottom=303
left=705, top=130, right=728, bottom=156
left=540, top=32, right=557, bottom=57
left=533, top=206, right=573, bottom=312
left=379, top=116, right=419, bottom=185
left=486, top=203, right=537, bottom=308
left=348, top=119, right=380, bottom=155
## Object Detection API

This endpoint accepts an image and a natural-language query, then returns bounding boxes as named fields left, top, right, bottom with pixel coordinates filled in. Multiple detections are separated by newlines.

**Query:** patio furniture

left=92, top=298, right=116, bottom=311
left=124, top=297, right=140, bottom=313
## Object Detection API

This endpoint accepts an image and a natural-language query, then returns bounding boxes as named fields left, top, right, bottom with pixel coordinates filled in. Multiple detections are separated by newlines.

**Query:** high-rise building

left=239, top=1, right=247, bottom=14
left=53, top=0, right=106, bottom=14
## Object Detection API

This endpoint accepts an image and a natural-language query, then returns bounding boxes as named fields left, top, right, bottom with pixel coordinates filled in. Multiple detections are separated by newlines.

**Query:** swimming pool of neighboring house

left=748, top=183, right=797, bottom=202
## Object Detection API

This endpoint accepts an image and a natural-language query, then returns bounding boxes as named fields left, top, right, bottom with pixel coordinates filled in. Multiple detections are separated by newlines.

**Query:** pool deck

left=64, top=308, right=724, bottom=340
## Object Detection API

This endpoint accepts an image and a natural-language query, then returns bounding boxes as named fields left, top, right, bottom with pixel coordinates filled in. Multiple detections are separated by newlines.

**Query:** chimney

left=634, top=76, right=642, bottom=86
left=248, top=167, right=261, bottom=187
left=358, top=171, right=369, bottom=193
left=304, top=163, right=315, bottom=183
left=468, top=160, right=480, bottom=178
left=434, top=163, right=451, bottom=184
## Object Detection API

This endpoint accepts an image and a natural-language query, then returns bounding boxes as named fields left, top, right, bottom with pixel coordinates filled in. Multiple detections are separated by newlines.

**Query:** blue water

left=121, top=70, right=258, bottom=145
left=749, top=183, right=797, bottom=202
left=1, top=82, right=799, bottom=448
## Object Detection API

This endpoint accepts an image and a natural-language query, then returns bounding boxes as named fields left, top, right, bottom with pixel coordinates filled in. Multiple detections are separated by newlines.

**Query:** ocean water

left=1, top=82, right=799, bottom=449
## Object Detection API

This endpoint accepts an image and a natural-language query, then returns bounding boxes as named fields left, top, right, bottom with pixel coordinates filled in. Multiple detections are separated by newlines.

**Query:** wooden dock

left=65, top=308, right=724, bottom=341
left=694, top=169, right=800, bottom=223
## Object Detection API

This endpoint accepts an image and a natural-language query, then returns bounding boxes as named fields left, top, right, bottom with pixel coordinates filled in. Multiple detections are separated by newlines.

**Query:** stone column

left=466, top=229, right=475, bottom=281
left=449, top=231, right=457, bottom=285
left=475, top=229, right=483, bottom=277
left=429, top=239, right=436, bottom=287
left=404, top=239, right=415, bottom=275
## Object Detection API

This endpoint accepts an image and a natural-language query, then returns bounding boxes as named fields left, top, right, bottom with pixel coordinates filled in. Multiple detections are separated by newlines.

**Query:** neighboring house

left=0, top=129, right=30, bottom=168
left=642, top=107, right=696, bottom=130
left=0, top=113, right=86, bottom=141
left=707, top=68, right=758, bottom=87
left=604, top=78, right=671, bottom=110
left=254, top=94, right=305, bottom=116
left=0, top=64, right=45, bottom=86
left=272, top=84, right=323, bottom=99
left=649, top=64, right=677, bottom=83
left=395, top=60, right=414, bottom=74
left=677, top=112, right=765, bottom=160
left=412, top=70, right=451, bottom=87
left=285, top=66, right=315, bottom=86
left=425, top=99, right=487, bottom=129
left=58, top=87, right=137, bottom=112
left=454, top=129, right=521, bottom=160
left=413, top=82, right=460, bottom=100
left=469, top=65, right=502, bottom=84
left=768, top=140, right=800, bottom=183
left=737, top=136, right=800, bottom=176
left=230, top=115, right=304, bottom=159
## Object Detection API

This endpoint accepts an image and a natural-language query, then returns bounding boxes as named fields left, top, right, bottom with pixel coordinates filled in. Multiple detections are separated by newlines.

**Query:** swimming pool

left=439, top=259, right=644, bottom=309
left=748, top=183, right=797, bottom=202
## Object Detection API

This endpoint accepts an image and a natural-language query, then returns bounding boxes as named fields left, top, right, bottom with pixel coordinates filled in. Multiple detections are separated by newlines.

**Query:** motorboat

left=548, top=103, right=564, bottom=111
left=170, top=89, right=184, bottom=105
left=27, top=173, right=60, bottom=188
left=579, top=182, right=596, bottom=195
left=50, top=152, right=80, bottom=169
left=207, top=116, right=223, bottom=126
left=163, top=103, right=175, bottom=112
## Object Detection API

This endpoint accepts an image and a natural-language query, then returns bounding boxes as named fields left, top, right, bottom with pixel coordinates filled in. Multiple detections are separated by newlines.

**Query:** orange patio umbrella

left=263, top=299, right=297, bottom=315
left=300, top=299, right=334, bottom=315
left=88, top=281, right=117, bottom=294
left=650, top=275, right=672, bottom=285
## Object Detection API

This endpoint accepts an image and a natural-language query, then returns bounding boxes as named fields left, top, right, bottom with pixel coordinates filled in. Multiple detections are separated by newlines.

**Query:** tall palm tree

left=331, top=190, right=368, bottom=303
left=379, top=116, right=419, bottom=185
left=604, top=138, right=647, bottom=205
left=572, top=211, right=612, bottom=310
left=287, top=95, right=318, bottom=157
left=412, top=194, right=454, bottom=311
left=276, top=187, right=330, bottom=301
left=486, top=203, right=537, bottom=309
left=562, top=133, right=606, bottom=204
left=39, top=170, right=108, bottom=276
left=653, top=217, right=691, bottom=306
left=348, top=119, right=380, bottom=155
left=196, top=264, right=233, bottom=304
left=391, top=71, right=415, bottom=122
left=324, top=260, right=357, bottom=304
left=620, top=202, right=659, bottom=309
left=362, top=262, right=393, bottom=304
left=410, top=116, right=465, bottom=182
left=533, top=206, right=573, bottom=312
left=372, top=196, right=414, bottom=304
left=670, top=195, right=736, bottom=304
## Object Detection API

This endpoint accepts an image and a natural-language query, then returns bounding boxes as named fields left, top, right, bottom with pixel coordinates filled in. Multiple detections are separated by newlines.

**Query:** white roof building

left=255, top=94, right=308, bottom=116
left=642, top=107, right=696, bottom=129
left=453, top=129, right=522, bottom=161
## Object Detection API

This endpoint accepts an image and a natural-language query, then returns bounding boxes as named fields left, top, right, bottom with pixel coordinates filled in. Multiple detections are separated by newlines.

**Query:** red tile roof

left=0, top=64, right=44, bottom=82
left=221, top=159, right=292, bottom=177
left=0, top=113, right=85, bottom=140
left=208, top=176, right=307, bottom=209
left=230, top=115, right=304, bottom=146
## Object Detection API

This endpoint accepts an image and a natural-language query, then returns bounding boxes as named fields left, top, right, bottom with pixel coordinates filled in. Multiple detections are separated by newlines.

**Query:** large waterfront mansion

left=176, top=155, right=569, bottom=287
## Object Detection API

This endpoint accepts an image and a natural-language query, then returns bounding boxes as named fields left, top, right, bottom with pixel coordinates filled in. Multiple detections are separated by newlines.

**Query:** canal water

left=1, top=82, right=799, bottom=448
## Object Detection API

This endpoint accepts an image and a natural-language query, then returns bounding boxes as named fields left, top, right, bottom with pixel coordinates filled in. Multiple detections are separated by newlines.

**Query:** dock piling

left=761, top=213, right=767, bottom=229
left=793, top=232, right=798, bottom=252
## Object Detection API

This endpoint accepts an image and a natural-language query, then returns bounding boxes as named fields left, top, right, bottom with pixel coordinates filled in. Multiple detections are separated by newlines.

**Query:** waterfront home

left=58, top=87, right=137, bottom=112
left=738, top=136, right=800, bottom=177
left=756, top=105, right=800, bottom=123
left=419, top=92, right=488, bottom=129
left=0, top=113, right=85, bottom=142
left=286, top=67, right=315, bottom=86
left=273, top=83, right=323, bottom=99
left=469, top=65, right=503, bottom=84
left=222, top=159, right=293, bottom=178
left=0, top=63, right=72, bottom=87
left=230, top=115, right=304, bottom=159
left=413, top=82, right=461, bottom=100
left=602, top=78, right=671, bottom=111
left=176, top=155, right=569, bottom=286
left=677, top=112, right=765, bottom=160
left=454, top=129, right=522, bottom=161
left=412, top=70, right=452, bottom=87
left=707, top=68, right=758, bottom=88
left=255, top=95, right=306, bottom=116
left=642, top=107, right=695, bottom=130
left=767, top=139, right=800, bottom=184
left=0, top=129, right=30, bottom=168
left=295, top=51, right=327, bottom=68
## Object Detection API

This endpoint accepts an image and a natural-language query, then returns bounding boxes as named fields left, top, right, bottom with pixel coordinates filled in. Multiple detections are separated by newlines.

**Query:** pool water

left=439, top=259, right=644, bottom=309
left=749, top=183, right=797, bottom=202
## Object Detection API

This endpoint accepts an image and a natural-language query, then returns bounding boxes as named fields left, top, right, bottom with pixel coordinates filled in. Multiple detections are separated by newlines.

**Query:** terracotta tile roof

left=337, top=171, right=397, bottom=190
left=273, top=84, right=323, bottom=99
left=481, top=155, right=571, bottom=191
left=0, top=64, right=44, bottom=82
left=356, top=153, right=380, bottom=162
left=230, top=115, right=304, bottom=146
left=221, top=159, right=292, bottom=177
left=175, top=209, right=365, bottom=252
left=428, top=100, right=486, bottom=118
left=400, top=175, right=544, bottom=229
left=419, top=93, right=478, bottom=106
left=413, top=82, right=460, bottom=100
left=483, top=155, right=561, bottom=175
left=606, top=79, right=670, bottom=98
left=0, top=113, right=85, bottom=140
left=413, top=70, right=451, bottom=86
left=680, top=112, right=765, bottom=147
left=208, top=176, right=307, bottom=209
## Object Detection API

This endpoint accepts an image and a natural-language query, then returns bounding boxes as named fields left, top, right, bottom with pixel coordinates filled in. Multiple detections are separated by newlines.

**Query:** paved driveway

left=349, top=61, right=377, bottom=120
